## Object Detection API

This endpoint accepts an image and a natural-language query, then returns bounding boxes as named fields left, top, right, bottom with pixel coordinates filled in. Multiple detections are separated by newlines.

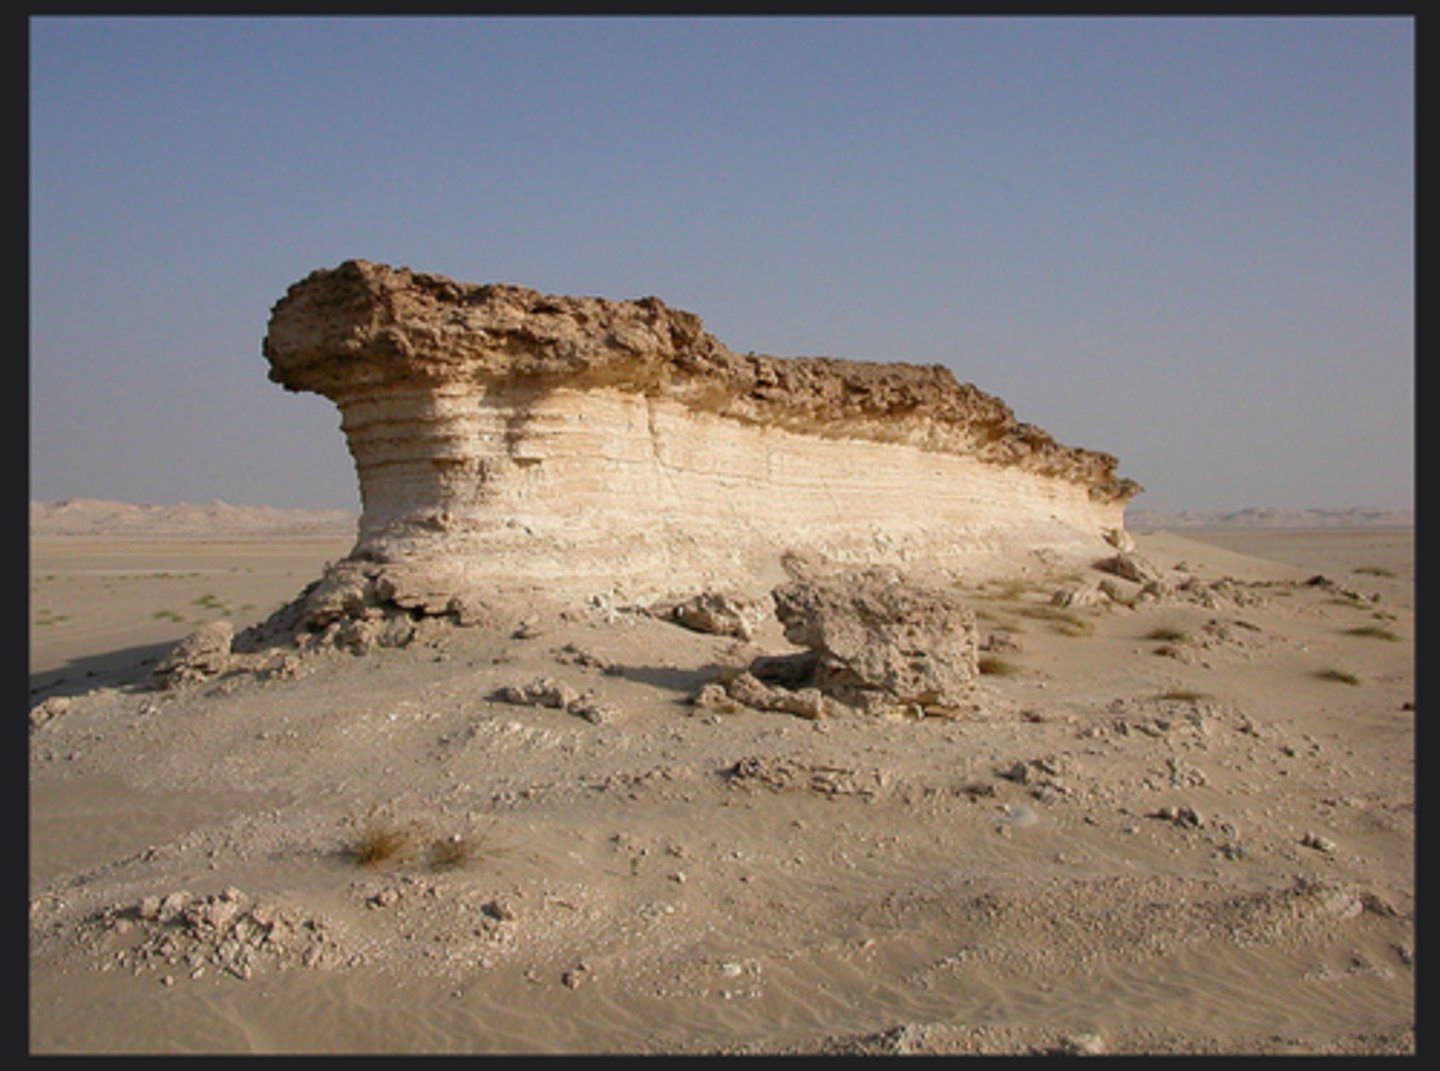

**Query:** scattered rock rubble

left=496, top=676, right=622, bottom=724
left=152, top=620, right=235, bottom=688
left=667, top=592, right=772, bottom=641
left=86, top=887, right=349, bottom=980
left=29, top=695, right=72, bottom=731
left=723, top=755, right=887, bottom=797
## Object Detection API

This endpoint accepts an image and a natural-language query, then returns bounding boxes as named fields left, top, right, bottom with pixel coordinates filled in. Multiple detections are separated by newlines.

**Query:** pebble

left=368, top=888, right=400, bottom=909
left=1002, top=803, right=1038, bottom=828
left=482, top=898, right=517, bottom=922
left=1151, top=805, right=1204, bottom=829
left=1060, top=1031, right=1106, bottom=1055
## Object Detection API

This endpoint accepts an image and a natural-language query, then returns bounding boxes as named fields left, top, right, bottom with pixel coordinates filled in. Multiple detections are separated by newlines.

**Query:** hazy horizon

left=30, top=16, right=1414, bottom=515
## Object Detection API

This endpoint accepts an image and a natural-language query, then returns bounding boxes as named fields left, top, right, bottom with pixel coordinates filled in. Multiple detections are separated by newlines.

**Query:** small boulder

left=29, top=696, right=72, bottom=731
left=770, top=570, right=979, bottom=713
left=1051, top=583, right=1103, bottom=608
left=721, top=671, right=834, bottom=719
left=1096, top=552, right=1162, bottom=585
left=670, top=592, right=771, bottom=640
left=1102, top=527, right=1136, bottom=554
left=497, top=677, right=580, bottom=710
left=153, top=621, right=235, bottom=688
left=1097, top=577, right=1136, bottom=605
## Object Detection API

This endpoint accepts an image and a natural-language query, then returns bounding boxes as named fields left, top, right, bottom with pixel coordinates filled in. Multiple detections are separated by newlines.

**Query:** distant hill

left=1126, top=506, right=1414, bottom=531
left=31, top=498, right=1413, bottom=538
left=29, top=498, right=359, bottom=538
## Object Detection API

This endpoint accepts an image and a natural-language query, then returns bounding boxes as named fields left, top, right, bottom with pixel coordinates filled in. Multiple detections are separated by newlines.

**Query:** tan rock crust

left=264, top=260, right=1138, bottom=498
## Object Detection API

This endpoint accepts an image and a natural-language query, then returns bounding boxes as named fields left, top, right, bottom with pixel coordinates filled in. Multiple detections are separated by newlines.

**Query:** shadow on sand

left=610, top=662, right=717, bottom=699
left=29, top=641, right=175, bottom=701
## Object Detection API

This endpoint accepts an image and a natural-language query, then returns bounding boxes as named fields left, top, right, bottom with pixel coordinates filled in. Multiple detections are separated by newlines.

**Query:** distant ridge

left=31, top=499, right=1413, bottom=538
left=1126, top=506, right=1413, bottom=530
left=29, top=498, right=358, bottom=538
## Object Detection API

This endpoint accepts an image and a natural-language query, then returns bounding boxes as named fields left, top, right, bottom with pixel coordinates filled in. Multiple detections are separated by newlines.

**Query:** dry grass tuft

left=1015, top=604, right=1093, bottom=637
left=346, top=807, right=503, bottom=873
left=981, top=578, right=1035, bottom=601
left=1343, top=625, right=1401, bottom=642
left=977, top=655, right=1021, bottom=677
left=428, top=835, right=477, bottom=871
left=1156, top=689, right=1213, bottom=702
left=347, top=810, right=415, bottom=868
left=428, top=826, right=506, bottom=873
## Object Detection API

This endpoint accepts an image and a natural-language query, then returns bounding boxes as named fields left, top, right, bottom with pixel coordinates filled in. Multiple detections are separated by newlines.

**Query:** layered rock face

left=263, top=260, right=1139, bottom=615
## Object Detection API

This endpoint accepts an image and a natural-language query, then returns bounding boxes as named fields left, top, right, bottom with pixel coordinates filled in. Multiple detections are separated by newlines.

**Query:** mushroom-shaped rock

left=261, top=261, right=1140, bottom=627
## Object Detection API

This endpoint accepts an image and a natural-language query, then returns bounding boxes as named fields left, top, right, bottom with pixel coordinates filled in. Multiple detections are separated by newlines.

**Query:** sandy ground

left=28, top=536, right=356, bottom=685
left=28, top=524, right=1414, bottom=1055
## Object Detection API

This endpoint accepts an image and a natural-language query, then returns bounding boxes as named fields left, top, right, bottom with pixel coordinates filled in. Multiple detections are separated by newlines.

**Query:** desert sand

left=27, top=263, right=1413, bottom=1054
left=29, top=509, right=1414, bottom=1055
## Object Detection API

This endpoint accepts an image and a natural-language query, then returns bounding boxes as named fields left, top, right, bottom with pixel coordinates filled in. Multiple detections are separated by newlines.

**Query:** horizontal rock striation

left=263, top=260, right=1140, bottom=616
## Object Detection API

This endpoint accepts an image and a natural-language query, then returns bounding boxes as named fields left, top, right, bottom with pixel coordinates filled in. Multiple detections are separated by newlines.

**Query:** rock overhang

left=265, top=260, right=1139, bottom=503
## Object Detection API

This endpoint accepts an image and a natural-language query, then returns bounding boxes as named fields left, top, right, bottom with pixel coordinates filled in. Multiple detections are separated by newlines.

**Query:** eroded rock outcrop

left=261, top=260, right=1140, bottom=631
left=691, top=568, right=981, bottom=718
left=771, top=570, right=979, bottom=711
left=153, top=620, right=235, bottom=688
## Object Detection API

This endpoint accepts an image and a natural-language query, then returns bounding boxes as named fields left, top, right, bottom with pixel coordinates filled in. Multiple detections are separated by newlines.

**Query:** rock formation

left=153, top=620, right=235, bottom=688
left=696, top=568, right=982, bottom=718
left=770, top=570, right=980, bottom=713
left=261, top=260, right=1140, bottom=626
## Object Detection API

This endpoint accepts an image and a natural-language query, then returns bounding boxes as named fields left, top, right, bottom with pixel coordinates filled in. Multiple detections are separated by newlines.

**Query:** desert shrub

left=1314, top=668, right=1362, bottom=686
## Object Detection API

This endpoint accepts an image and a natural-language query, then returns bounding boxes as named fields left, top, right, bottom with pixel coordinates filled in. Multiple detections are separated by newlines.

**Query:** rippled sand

left=29, top=525, right=1414, bottom=1054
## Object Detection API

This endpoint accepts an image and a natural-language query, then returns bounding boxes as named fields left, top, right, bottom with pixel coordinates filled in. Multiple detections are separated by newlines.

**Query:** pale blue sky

left=30, top=15, right=1414, bottom=513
